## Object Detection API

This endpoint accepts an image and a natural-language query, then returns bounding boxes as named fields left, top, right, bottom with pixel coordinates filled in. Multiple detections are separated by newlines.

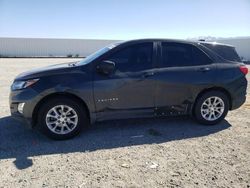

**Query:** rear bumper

left=229, top=77, right=247, bottom=110
left=231, top=95, right=246, bottom=110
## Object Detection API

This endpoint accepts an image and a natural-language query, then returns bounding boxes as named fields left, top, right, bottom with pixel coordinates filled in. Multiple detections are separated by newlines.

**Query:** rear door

left=155, top=42, right=218, bottom=115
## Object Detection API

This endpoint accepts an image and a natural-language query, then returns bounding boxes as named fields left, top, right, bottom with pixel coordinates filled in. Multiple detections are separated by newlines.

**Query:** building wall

left=0, top=37, right=249, bottom=60
left=0, top=38, right=118, bottom=57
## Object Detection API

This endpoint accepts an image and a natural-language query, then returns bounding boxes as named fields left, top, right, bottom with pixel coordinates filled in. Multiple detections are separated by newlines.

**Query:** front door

left=93, top=42, right=157, bottom=121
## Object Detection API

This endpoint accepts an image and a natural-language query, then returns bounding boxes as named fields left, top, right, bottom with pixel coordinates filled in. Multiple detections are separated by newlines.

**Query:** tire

left=37, top=97, right=89, bottom=140
left=194, top=91, right=229, bottom=125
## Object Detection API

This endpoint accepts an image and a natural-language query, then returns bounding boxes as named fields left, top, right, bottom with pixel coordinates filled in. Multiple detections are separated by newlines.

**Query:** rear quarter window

left=202, top=43, right=241, bottom=62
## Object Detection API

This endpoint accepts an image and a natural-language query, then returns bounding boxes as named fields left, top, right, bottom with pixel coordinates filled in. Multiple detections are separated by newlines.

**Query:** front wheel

left=37, top=97, right=89, bottom=140
left=194, top=91, right=229, bottom=125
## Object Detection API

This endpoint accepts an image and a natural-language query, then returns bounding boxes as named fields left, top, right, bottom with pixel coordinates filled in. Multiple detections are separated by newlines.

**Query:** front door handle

left=199, top=67, right=211, bottom=72
left=143, top=72, right=155, bottom=78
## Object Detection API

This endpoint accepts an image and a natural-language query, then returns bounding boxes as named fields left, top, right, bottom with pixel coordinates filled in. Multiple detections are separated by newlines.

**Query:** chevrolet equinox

left=10, top=39, right=248, bottom=140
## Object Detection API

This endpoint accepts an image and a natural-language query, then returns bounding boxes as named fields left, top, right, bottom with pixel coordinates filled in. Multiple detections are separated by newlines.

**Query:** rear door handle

left=143, top=72, right=155, bottom=78
left=199, top=67, right=211, bottom=72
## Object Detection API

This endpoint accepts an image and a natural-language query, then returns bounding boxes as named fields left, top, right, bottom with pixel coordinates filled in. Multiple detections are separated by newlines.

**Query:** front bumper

left=10, top=110, right=33, bottom=129
left=9, top=87, right=41, bottom=128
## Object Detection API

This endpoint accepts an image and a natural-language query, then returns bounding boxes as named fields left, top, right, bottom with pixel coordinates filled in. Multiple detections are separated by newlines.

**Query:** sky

left=0, top=0, right=249, bottom=40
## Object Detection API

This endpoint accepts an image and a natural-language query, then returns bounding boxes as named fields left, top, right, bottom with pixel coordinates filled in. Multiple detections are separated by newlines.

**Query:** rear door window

left=161, top=42, right=212, bottom=67
left=192, top=46, right=212, bottom=65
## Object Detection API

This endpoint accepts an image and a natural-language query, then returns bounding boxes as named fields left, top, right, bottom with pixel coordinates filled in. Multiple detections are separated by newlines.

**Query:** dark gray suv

left=9, top=39, right=248, bottom=140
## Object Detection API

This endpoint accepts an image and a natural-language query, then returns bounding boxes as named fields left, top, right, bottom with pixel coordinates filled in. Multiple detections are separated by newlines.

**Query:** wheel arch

left=192, top=87, right=232, bottom=115
left=32, top=92, right=91, bottom=127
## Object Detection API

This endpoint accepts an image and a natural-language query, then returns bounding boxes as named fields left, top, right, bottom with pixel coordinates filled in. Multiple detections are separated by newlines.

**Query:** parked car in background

left=9, top=39, right=248, bottom=140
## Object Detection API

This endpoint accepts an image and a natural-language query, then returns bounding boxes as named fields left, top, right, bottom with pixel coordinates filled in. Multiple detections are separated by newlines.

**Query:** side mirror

left=96, top=60, right=115, bottom=75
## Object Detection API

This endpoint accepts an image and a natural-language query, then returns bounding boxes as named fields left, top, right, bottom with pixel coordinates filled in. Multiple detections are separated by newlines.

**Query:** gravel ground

left=0, top=58, right=249, bottom=188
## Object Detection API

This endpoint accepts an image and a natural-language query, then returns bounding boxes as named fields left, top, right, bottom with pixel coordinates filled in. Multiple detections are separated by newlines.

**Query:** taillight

left=239, top=65, right=248, bottom=75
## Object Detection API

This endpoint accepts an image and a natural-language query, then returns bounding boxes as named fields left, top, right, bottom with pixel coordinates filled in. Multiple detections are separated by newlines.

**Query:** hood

left=15, top=62, right=80, bottom=80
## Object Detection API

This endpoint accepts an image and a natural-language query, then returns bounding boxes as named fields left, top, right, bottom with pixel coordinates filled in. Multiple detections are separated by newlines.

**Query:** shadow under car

left=0, top=116, right=231, bottom=169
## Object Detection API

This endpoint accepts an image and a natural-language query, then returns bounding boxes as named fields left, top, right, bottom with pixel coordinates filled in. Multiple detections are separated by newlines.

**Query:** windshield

left=78, top=43, right=118, bottom=65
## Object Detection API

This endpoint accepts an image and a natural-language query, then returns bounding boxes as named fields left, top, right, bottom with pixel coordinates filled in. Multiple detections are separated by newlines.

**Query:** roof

left=197, top=41, right=235, bottom=48
left=121, top=38, right=234, bottom=47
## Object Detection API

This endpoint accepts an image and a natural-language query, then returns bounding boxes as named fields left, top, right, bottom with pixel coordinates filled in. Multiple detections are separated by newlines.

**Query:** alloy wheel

left=45, top=105, right=78, bottom=134
left=200, top=96, right=225, bottom=121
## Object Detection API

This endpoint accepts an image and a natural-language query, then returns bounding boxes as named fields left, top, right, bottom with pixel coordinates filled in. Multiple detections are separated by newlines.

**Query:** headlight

left=11, top=79, right=39, bottom=91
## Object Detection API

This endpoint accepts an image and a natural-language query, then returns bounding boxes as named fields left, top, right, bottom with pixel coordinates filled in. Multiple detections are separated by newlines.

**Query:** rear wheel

left=37, top=97, right=89, bottom=140
left=194, top=91, right=229, bottom=125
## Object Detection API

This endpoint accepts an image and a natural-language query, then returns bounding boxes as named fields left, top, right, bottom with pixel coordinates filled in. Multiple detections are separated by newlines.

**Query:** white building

left=0, top=37, right=249, bottom=60
left=0, top=37, right=117, bottom=57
